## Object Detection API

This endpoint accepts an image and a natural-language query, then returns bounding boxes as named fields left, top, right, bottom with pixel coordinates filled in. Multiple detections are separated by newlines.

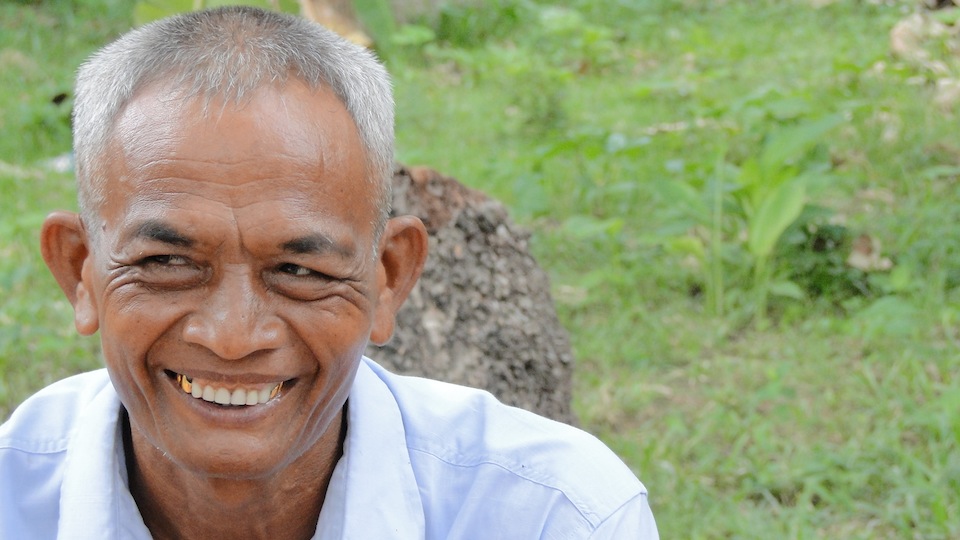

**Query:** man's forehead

left=112, top=79, right=344, bottom=142
left=92, top=79, right=376, bottom=238
left=103, top=80, right=361, bottom=180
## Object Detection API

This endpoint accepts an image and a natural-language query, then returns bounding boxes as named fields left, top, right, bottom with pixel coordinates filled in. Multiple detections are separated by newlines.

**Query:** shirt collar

left=57, top=378, right=150, bottom=539
left=56, top=360, right=424, bottom=539
left=314, top=358, right=425, bottom=538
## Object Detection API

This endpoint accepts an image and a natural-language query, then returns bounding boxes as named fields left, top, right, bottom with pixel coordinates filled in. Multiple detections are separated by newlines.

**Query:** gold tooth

left=269, top=381, right=283, bottom=400
left=177, top=373, right=192, bottom=393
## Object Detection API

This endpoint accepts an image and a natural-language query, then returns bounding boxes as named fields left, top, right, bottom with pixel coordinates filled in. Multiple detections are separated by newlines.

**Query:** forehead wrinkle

left=117, top=88, right=328, bottom=168
left=122, top=143, right=328, bottom=189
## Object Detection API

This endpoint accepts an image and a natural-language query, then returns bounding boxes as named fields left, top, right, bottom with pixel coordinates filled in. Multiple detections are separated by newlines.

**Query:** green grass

left=3, top=0, right=960, bottom=537
left=0, top=0, right=129, bottom=415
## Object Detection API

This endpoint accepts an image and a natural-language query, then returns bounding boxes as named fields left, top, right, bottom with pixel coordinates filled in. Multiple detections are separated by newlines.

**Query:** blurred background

left=2, top=0, right=959, bottom=537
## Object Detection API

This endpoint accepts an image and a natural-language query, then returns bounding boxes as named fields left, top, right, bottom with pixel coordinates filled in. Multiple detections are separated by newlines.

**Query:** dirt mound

left=364, top=165, right=576, bottom=424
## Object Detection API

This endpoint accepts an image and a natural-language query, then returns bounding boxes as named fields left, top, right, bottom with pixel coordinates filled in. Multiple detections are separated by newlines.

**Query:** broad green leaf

left=759, top=114, right=842, bottom=175
left=735, top=157, right=761, bottom=190
left=665, top=236, right=706, bottom=261
left=747, top=178, right=806, bottom=259
left=769, top=280, right=805, bottom=300
left=732, top=157, right=762, bottom=217
left=738, top=162, right=795, bottom=217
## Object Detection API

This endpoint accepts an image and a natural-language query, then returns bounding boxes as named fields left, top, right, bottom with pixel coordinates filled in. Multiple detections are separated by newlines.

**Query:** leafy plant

left=737, top=114, right=844, bottom=323
left=654, top=113, right=843, bottom=323
left=779, top=211, right=872, bottom=301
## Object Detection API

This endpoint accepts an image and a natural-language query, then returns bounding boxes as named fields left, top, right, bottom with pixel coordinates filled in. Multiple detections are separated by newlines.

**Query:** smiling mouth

left=174, top=373, right=283, bottom=406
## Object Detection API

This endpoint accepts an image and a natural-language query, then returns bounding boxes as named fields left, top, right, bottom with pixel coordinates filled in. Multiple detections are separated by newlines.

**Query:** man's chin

left=159, top=439, right=294, bottom=481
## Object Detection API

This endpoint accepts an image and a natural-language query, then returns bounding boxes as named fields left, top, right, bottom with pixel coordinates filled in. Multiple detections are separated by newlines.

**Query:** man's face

left=82, top=81, right=380, bottom=478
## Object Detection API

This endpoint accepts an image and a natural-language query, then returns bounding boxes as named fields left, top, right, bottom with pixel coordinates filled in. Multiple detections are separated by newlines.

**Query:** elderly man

left=0, top=6, right=658, bottom=539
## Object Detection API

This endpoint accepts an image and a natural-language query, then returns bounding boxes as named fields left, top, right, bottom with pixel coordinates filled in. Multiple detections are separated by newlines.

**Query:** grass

left=2, top=0, right=960, bottom=537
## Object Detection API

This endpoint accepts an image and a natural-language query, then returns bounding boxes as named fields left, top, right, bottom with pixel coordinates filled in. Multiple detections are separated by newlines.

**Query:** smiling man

left=0, top=6, right=658, bottom=539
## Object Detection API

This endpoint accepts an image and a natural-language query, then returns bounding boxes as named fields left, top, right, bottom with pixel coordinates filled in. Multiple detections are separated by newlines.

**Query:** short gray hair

left=73, top=6, right=394, bottom=238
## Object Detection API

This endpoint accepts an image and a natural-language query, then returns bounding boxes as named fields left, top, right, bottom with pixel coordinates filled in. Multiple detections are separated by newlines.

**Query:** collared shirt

left=0, top=358, right=658, bottom=539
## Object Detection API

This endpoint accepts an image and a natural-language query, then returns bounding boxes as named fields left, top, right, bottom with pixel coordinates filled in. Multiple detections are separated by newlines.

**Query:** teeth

left=175, top=374, right=283, bottom=407
left=229, top=389, right=246, bottom=406
left=214, top=388, right=231, bottom=405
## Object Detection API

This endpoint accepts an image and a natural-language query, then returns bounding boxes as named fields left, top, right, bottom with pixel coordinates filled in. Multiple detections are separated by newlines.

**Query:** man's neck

left=123, top=408, right=346, bottom=540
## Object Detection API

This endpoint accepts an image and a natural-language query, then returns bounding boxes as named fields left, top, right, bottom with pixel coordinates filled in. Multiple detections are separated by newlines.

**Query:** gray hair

left=73, top=6, right=394, bottom=239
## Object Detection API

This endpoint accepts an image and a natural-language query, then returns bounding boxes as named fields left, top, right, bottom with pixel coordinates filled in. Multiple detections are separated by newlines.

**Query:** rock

left=364, top=165, right=576, bottom=424
left=889, top=12, right=951, bottom=75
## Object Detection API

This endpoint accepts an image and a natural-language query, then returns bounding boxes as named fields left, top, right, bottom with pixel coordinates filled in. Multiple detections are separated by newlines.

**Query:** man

left=0, top=7, right=658, bottom=539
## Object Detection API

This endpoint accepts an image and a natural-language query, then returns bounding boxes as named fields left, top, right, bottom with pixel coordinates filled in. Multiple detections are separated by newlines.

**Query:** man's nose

left=181, top=268, right=285, bottom=360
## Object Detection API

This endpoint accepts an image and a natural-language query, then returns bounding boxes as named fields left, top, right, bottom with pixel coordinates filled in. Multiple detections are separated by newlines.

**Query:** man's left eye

left=279, top=263, right=313, bottom=277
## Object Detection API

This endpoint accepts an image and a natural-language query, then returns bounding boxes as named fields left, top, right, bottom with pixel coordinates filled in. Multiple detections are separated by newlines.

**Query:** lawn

left=2, top=0, right=959, bottom=538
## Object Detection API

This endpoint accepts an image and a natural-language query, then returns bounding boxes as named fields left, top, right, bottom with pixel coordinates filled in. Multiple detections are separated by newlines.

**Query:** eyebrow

left=281, top=234, right=354, bottom=258
left=131, top=220, right=194, bottom=247
left=128, top=219, right=354, bottom=258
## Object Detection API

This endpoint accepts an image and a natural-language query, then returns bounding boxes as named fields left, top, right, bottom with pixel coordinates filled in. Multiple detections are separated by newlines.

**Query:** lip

left=162, top=369, right=296, bottom=427
left=164, top=368, right=290, bottom=387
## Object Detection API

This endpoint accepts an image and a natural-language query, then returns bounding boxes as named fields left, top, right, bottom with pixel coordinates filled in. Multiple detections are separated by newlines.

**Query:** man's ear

left=369, top=215, right=429, bottom=346
left=40, top=211, right=100, bottom=336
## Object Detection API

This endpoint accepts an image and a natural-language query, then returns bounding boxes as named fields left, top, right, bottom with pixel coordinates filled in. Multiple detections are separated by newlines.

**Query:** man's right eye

left=133, top=254, right=204, bottom=289
left=143, top=255, right=190, bottom=266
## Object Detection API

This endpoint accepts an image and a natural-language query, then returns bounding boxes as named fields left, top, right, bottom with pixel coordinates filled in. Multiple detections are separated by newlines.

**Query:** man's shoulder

left=0, top=369, right=113, bottom=453
left=0, top=370, right=115, bottom=536
left=362, top=359, right=646, bottom=524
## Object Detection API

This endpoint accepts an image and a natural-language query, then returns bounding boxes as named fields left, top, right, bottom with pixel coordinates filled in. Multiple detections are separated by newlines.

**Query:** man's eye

left=279, top=263, right=313, bottom=277
left=145, top=255, right=190, bottom=266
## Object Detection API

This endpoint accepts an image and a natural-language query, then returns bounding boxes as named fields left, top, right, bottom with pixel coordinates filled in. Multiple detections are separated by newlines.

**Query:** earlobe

left=73, top=262, right=100, bottom=336
left=369, top=216, right=429, bottom=346
left=40, top=211, right=100, bottom=336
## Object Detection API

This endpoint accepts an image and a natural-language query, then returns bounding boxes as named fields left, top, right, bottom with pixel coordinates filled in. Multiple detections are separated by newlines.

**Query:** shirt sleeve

left=588, top=492, right=660, bottom=540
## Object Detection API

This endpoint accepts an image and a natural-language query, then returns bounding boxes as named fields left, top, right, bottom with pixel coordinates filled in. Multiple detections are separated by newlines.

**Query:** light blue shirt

left=0, top=358, right=658, bottom=539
